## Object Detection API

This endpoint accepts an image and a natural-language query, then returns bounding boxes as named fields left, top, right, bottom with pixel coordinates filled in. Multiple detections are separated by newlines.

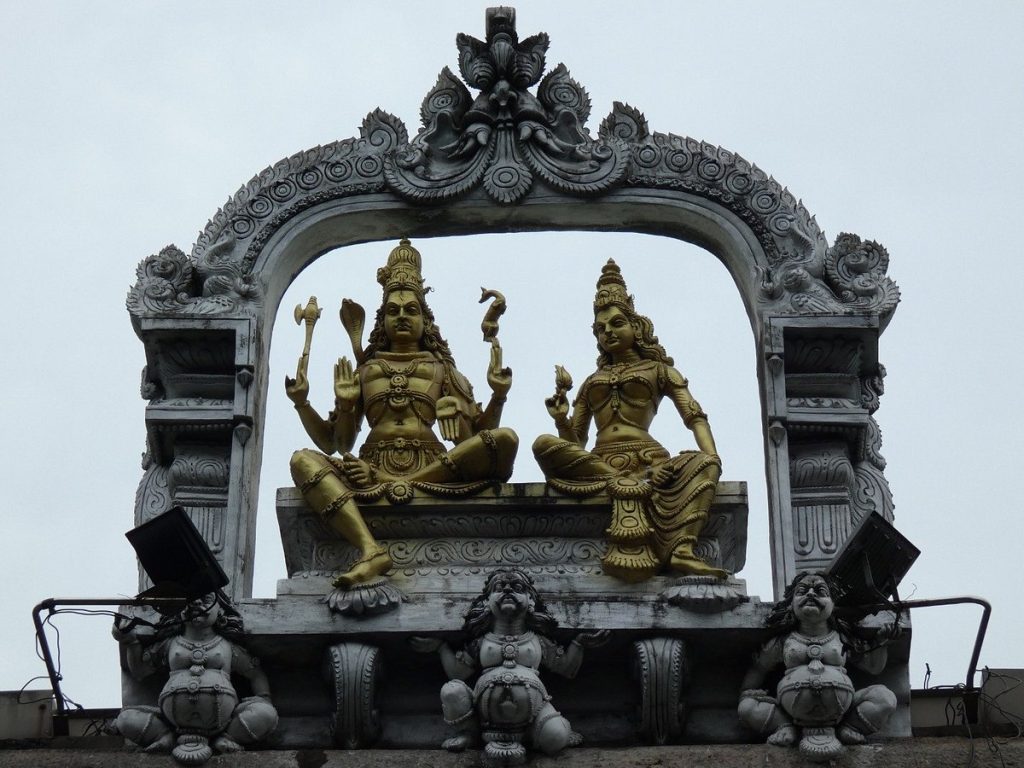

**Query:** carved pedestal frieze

left=324, top=642, right=383, bottom=749
left=276, top=483, right=748, bottom=585
left=632, top=638, right=689, bottom=745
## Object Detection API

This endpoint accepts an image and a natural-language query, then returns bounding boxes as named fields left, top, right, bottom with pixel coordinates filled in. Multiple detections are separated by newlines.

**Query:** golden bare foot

left=332, top=546, right=393, bottom=588
left=668, top=548, right=728, bottom=580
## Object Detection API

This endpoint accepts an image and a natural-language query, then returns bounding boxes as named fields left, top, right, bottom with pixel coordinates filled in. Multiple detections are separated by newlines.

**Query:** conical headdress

left=593, top=259, right=635, bottom=312
left=377, top=238, right=425, bottom=295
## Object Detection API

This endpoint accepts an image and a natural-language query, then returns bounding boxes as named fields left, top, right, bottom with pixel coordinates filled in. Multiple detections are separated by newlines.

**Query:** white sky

left=2, top=1, right=1022, bottom=708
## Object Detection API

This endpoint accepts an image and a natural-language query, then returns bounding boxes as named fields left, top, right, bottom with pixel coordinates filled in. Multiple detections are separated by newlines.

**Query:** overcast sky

left=2, top=1, right=1022, bottom=708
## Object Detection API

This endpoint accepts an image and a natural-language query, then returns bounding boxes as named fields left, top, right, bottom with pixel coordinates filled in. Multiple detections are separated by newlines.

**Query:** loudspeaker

left=126, top=506, right=229, bottom=601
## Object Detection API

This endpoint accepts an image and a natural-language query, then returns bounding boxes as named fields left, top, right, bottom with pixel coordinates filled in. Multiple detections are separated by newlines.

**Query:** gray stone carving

left=738, top=572, right=899, bottom=762
left=412, top=569, right=606, bottom=766
left=127, top=244, right=261, bottom=317
left=112, top=593, right=278, bottom=765
left=385, top=8, right=629, bottom=204
left=633, top=637, right=688, bottom=745
left=324, top=642, right=383, bottom=748
left=661, top=576, right=748, bottom=613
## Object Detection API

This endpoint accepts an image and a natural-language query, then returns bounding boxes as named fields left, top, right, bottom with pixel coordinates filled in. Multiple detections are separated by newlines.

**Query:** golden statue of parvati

left=533, top=259, right=726, bottom=582
left=287, top=239, right=518, bottom=588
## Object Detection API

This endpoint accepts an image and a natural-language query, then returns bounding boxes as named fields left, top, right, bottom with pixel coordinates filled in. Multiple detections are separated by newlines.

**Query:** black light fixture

left=828, top=511, right=919, bottom=606
left=126, top=506, right=229, bottom=603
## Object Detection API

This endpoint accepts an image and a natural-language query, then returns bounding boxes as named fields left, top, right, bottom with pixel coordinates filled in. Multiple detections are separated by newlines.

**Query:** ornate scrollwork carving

left=757, top=232, right=899, bottom=319
left=632, top=638, right=688, bottom=745
left=852, top=416, right=894, bottom=522
left=312, top=538, right=607, bottom=572
left=790, top=444, right=855, bottom=489
left=127, top=10, right=899, bottom=324
left=861, top=363, right=886, bottom=414
left=134, top=464, right=171, bottom=527
left=169, top=451, right=230, bottom=493
left=824, top=233, right=901, bottom=318
left=324, top=643, right=383, bottom=749
left=384, top=8, right=628, bottom=204
left=787, top=337, right=864, bottom=374
left=127, top=244, right=261, bottom=317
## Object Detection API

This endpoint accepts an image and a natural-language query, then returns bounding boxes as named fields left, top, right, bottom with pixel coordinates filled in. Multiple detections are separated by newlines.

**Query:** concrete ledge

left=1, top=739, right=1018, bottom=767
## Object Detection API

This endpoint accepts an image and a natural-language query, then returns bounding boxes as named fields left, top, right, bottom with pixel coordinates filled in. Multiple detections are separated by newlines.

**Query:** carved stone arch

left=128, top=7, right=897, bottom=599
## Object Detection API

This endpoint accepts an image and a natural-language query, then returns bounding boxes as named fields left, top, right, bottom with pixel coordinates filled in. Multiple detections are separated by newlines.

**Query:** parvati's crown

left=593, top=259, right=635, bottom=312
left=377, top=238, right=424, bottom=294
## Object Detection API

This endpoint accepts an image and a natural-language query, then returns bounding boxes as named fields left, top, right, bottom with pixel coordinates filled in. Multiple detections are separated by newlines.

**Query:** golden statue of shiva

left=533, top=259, right=727, bottom=582
left=286, top=239, right=519, bottom=589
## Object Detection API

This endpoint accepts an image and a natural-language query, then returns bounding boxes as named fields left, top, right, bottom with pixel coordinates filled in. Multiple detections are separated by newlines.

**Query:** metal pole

left=31, top=596, right=187, bottom=737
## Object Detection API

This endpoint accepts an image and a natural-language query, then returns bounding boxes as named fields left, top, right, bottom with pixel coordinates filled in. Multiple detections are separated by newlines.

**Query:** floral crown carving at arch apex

left=127, top=6, right=898, bottom=324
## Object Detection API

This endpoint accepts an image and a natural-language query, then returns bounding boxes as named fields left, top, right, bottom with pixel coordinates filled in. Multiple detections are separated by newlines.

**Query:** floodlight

left=126, top=506, right=229, bottom=602
left=828, top=511, right=919, bottom=606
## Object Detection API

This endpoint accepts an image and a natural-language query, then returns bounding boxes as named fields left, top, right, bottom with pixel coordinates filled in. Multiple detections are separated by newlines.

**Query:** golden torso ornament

left=357, top=352, right=447, bottom=440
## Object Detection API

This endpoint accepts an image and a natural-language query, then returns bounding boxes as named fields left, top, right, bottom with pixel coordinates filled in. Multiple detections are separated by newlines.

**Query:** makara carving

left=534, top=259, right=726, bottom=582
left=112, top=593, right=278, bottom=765
left=411, top=569, right=607, bottom=767
left=286, top=239, right=518, bottom=610
left=738, top=572, right=898, bottom=762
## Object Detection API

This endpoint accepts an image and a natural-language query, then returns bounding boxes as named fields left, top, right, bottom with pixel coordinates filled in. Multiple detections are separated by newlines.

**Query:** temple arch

left=128, top=9, right=897, bottom=599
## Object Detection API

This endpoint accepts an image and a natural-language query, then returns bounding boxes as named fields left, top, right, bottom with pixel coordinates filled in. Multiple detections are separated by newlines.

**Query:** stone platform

left=275, top=480, right=749, bottom=601
left=122, top=481, right=911, bottom=750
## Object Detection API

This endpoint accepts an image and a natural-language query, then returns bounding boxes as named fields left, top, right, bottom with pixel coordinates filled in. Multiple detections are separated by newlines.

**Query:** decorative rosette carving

left=383, top=7, right=629, bottom=204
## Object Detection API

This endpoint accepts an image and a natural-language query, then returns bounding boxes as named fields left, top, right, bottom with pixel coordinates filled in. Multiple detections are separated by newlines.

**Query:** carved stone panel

left=276, top=482, right=748, bottom=581
left=324, top=642, right=383, bottom=749
left=632, top=638, right=689, bottom=745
